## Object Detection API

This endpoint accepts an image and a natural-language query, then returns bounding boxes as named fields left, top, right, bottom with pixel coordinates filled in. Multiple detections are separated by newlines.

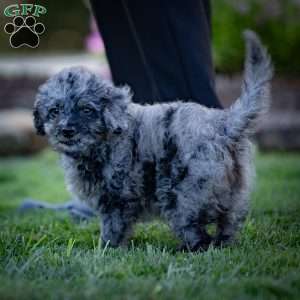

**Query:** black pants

left=90, top=0, right=221, bottom=108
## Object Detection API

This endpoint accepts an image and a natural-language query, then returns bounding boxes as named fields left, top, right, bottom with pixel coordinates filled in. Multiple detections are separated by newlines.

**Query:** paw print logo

left=4, top=16, right=45, bottom=48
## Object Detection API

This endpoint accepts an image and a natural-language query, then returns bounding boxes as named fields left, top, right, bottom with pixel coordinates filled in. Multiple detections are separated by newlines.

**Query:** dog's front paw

left=100, top=237, right=122, bottom=249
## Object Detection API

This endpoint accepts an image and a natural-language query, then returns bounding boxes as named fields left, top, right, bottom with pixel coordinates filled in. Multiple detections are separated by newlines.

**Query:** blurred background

left=0, top=0, right=300, bottom=156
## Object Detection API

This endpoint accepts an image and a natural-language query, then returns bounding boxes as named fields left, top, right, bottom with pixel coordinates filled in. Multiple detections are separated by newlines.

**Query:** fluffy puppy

left=33, top=31, right=273, bottom=251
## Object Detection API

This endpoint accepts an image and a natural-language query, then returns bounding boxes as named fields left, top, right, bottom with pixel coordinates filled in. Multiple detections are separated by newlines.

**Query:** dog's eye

left=49, top=107, right=59, bottom=119
left=81, top=106, right=95, bottom=115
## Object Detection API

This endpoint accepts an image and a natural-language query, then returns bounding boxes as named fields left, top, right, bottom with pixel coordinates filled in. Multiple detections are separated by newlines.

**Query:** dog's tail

left=224, top=30, right=273, bottom=141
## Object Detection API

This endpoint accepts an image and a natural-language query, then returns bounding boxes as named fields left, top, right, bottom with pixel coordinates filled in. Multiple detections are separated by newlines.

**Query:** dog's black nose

left=113, top=127, right=123, bottom=135
left=62, top=128, right=75, bottom=138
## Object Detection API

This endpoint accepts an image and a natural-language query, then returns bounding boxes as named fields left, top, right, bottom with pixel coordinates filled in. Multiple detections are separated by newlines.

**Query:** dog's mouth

left=59, top=139, right=78, bottom=146
left=55, top=137, right=81, bottom=149
left=51, top=133, right=95, bottom=154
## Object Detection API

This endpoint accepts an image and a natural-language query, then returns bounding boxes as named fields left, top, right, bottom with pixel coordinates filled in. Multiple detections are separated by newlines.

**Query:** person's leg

left=90, top=0, right=221, bottom=108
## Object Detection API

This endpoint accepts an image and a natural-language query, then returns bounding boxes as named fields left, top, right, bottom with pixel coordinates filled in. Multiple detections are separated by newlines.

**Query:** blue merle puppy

left=33, top=31, right=273, bottom=251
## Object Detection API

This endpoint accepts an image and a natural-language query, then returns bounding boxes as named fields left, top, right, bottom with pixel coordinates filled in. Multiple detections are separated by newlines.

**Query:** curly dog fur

left=33, top=31, right=273, bottom=251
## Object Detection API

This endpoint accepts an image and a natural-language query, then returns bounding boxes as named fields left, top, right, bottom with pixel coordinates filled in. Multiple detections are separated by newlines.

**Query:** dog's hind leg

left=214, top=213, right=238, bottom=247
left=214, top=196, right=249, bottom=247
left=176, top=224, right=212, bottom=252
left=100, top=209, right=135, bottom=248
left=168, top=206, right=213, bottom=252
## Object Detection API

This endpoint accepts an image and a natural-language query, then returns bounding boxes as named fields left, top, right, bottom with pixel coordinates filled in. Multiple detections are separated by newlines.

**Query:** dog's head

left=33, top=66, right=132, bottom=155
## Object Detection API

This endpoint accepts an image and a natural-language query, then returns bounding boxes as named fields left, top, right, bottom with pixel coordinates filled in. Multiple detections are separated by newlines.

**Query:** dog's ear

left=33, top=104, right=45, bottom=136
left=106, top=84, right=132, bottom=106
left=102, top=85, right=131, bottom=135
left=103, top=106, right=129, bottom=135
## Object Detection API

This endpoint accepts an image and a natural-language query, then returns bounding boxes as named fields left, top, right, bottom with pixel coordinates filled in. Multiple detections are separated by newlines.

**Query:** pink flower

left=85, top=19, right=104, bottom=54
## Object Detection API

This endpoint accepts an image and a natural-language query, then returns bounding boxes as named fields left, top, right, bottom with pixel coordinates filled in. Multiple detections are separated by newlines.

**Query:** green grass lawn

left=0, top=150, right=300, bottom=300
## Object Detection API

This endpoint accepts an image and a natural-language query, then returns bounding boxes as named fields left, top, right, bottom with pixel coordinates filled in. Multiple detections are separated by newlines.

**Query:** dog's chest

left=62, top=156, right=105, bottom=208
